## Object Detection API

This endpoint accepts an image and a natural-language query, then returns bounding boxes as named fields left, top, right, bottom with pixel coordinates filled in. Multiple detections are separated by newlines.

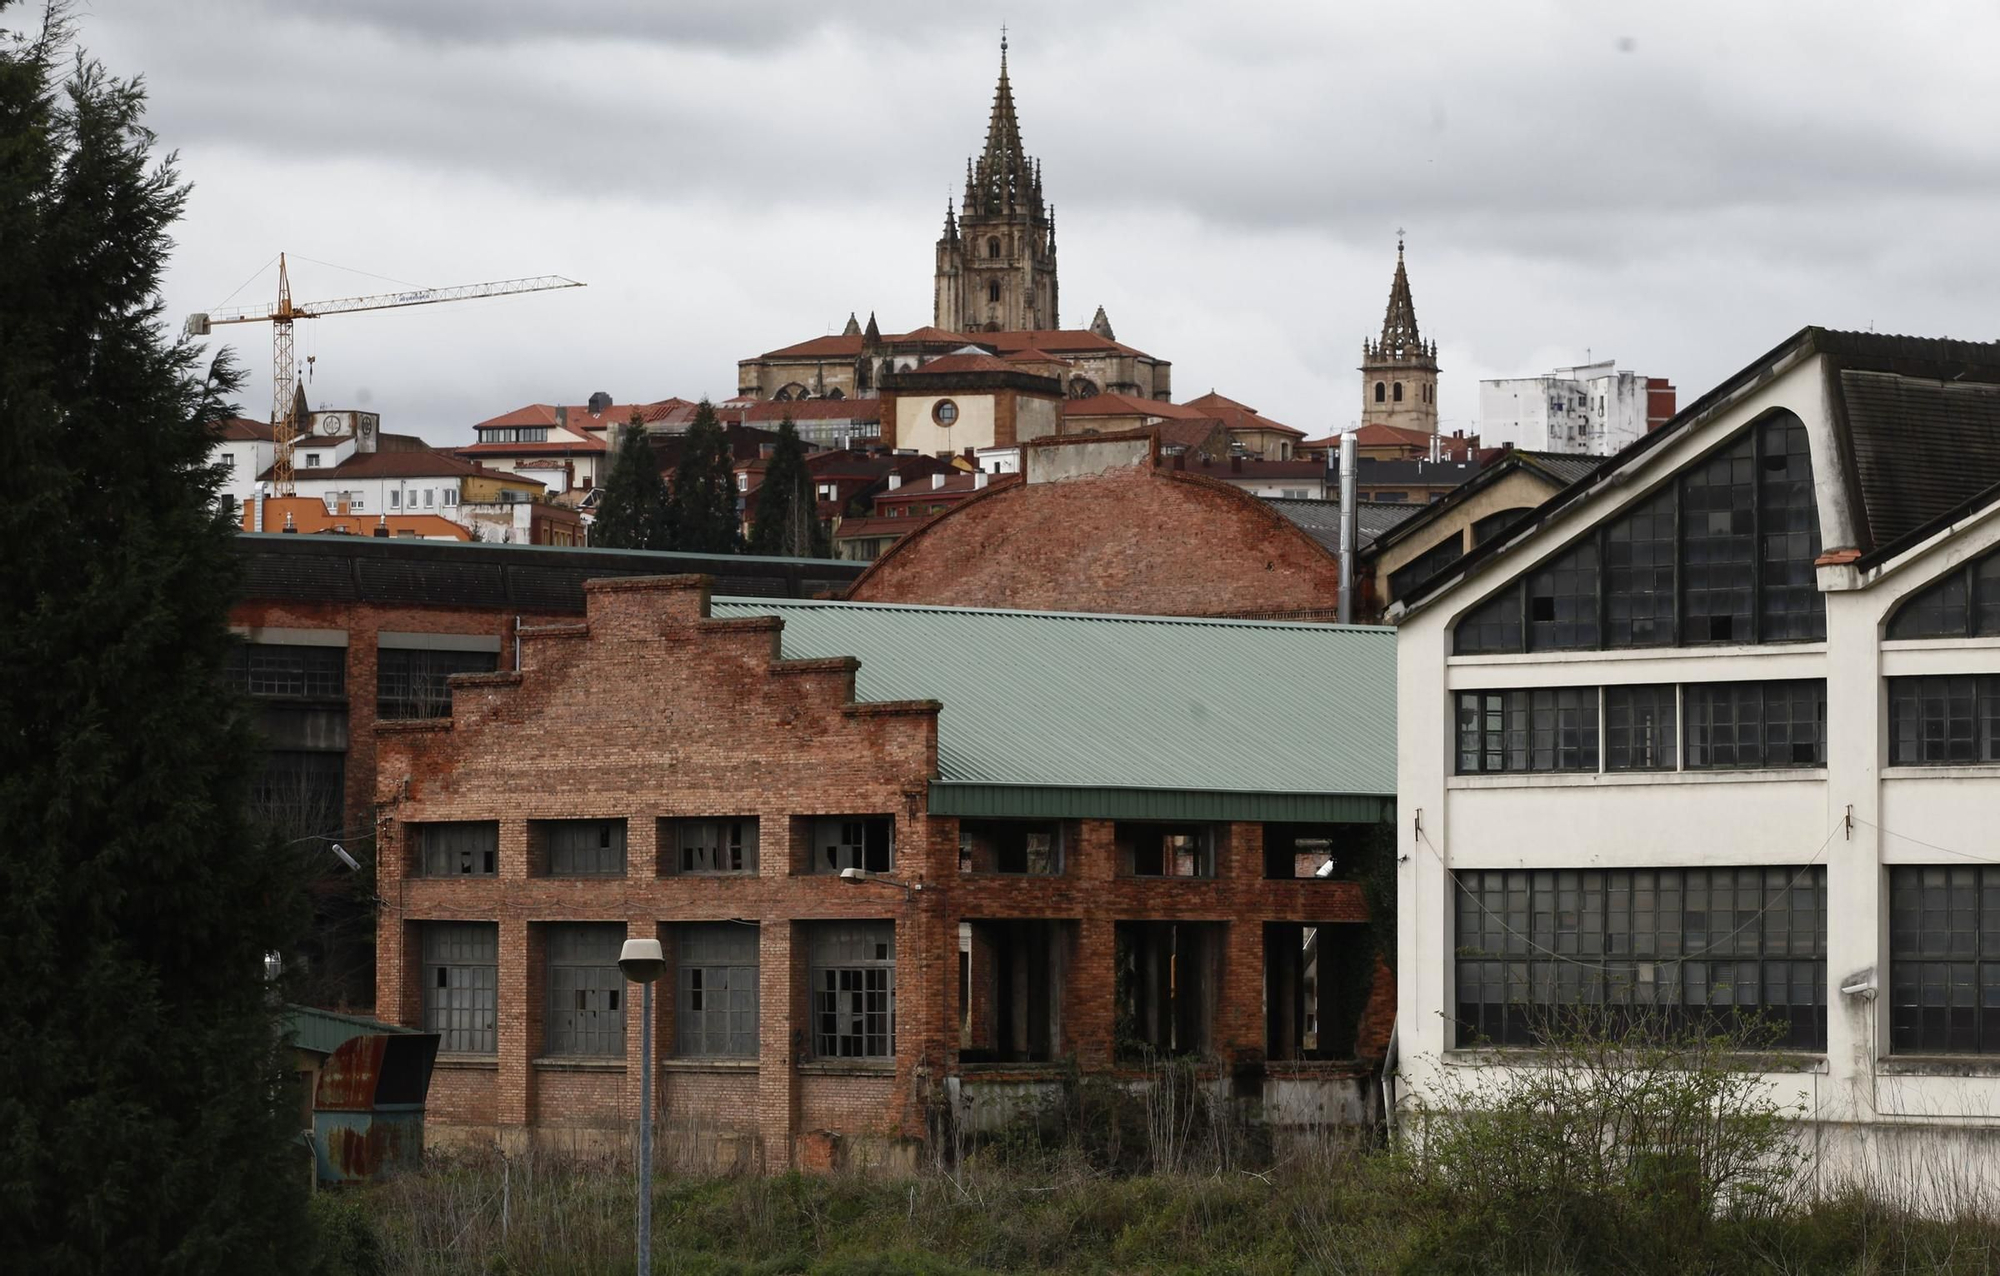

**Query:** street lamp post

left=618, top=937, right=666, bottom=1275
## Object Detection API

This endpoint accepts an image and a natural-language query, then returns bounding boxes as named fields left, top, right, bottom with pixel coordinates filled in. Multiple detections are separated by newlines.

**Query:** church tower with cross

left=1360, top=236, right=1440, bottom=433
left=935, top=33, right=1059, bottom=333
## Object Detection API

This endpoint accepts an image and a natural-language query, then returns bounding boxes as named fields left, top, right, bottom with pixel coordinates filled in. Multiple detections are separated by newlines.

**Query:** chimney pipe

left=974, top=471, right=989, bottom=489
left=1338, top=431, right=1357, bottom=624
left=931, top=472, right=946, bottom=490
left=888, top=474, right=902, bottom=490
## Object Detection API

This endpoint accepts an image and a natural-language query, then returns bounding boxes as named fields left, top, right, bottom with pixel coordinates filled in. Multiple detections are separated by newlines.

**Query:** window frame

left=678, top=923, right=759, bottom=1058
left=664, top=817, right=759, bottom=875
left=538, top=818, right=628, bottom=877
left=1454, top=687, right=1600, bottom=775
left=809, top=922, right=895, bottom=1060
left=1683, top=679, right=1826, bottom=770
left=416, top=821, right=500, bottom=877
left=1888, top=674, right=2000, bottom=766
left=544, top=923, right=625, bottom=1058
left=809, top=816, right=893, bottom=875
left=375, top=645, right=498, bottom=720
left=1886, top=548, right=2000, bottom=640
left=1889, top=866, right=2000, bottom=1054
left=424, top=922, right=499, bottom=1055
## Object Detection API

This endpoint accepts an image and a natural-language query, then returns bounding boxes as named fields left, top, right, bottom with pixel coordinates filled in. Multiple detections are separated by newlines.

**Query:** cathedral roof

left=755, top=327, right=1161, bottom=362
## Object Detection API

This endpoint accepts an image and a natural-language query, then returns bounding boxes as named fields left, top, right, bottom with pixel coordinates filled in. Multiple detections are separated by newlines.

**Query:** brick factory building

left=370, top=577, right=1396, bottom=1168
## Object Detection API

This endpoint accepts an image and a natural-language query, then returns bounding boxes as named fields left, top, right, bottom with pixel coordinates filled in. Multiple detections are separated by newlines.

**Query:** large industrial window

left=1603, top=685, right=1677, bottom=771
left=1388, top=535, right=1466, bottom=603
left=1119, top=823, right=1217, bottom=877
left=417, top=821, right=500, bottom=876
left=1888, top=675, right=2000, bottom=765
left=1890, top=867, right=2000, bottom=1053
left=665, top=818, right=759, bottom=874
left=1452, top=867, right=1827, bottom=1049
left=1454, top=688, right=1599, bottom=774
left=678, top=924, right=758, bottom=1057
left=538, top=819, right=627, bottom=876
left=545, top=924, right=624, bottom=1057
left=1452, top=414, right=1823, bottom=655
left=810, top=922, right=895, bottom=1059
left=1116, top=921, right=1220, bottom=1057
left=959, top=820, right=1064, bottom=874
left=376, top=646, right=497, bottom=719
left=1266, top=921, right=1373, bottom=1061
left=1684, top=680, right=1825, bottom=769
left=251, top=751, right=345, bottom=840
left=423, top=922, right=498, bottom=1055
left=225, top=642, right=345, bottom=699
left=1886, top=548, right=2000, bottom=640
left=810, top=817, right=892, bottom=874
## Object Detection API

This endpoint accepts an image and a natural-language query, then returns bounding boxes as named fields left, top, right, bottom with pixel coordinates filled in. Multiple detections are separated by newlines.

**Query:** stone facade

left=1360, top=241, right=1439, bottom=434
left=934, top=40, right=1057, bottom=333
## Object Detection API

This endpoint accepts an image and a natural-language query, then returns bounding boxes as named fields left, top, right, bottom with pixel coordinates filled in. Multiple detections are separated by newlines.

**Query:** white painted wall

left=1479, top=361, right=1653, bottom=457
left=1396, top=349, right=2000, bottom=1180
left=213, top=438, right=273, bottom=506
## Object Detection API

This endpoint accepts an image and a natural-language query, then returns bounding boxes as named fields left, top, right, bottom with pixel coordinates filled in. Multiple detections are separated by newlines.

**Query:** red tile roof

left=240, top=496, right=473, bottom=541
left=757, top=327, right=1161, bottom=362
left=896, top=352, right=1024, bottom=377
left=472, top=399, right=691, bottom=431
left=260, top=447, right=547, bottom=485
left=735, top=399, right=883, bottom=424
left=214, top=416, right=274, bottom=442
left=1004, top=348, right=1071, bottom=365
left=1148, top=418, right=1228, bottom=453
left=875, top=473, right=1020, bottom=503
left=1064, top=393, right=1209, bottom=420
left=1182, top=391, right=1305, bottom=438
left=456, top=437, right=607, bottom=456
left=833, top=514, right=933, bottom=540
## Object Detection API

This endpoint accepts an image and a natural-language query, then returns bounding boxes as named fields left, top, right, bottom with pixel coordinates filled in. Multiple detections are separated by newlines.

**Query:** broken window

left=1119, top=823, right=1216, bottom=878
left=417, top=821, right=500, bottom=876
left=958, top=820, right=1063, bottom=874
left=545, top=923, right=624, bottom=1057
left=1604, top=685, right=1677, bottom=771
left=423, top=922, right=498, bottom=1054
left=537, top=819, right=627, bottom=876
left=1889, top=866, right=2000, bottom=1053
left=1889, top=675, right=2000, bottom=765
left=1684, top=680, right=1824, bottom=769
left=1115, top=921, right=1219, bottom=1057
left=1526, top=538, right=1600, bottom=651
left=960, top=920, right=1069, bottom=1063
left=810, top=816, right=892, bottom=874
left=1887, top=548, right=2000, bottom=639
left=376, top=646, right=497, bottom=719
left=1454, top=687, right=1599, bottom=774
left=810, top=922, right=895, bottom=1059
left=1265, top=922, right=1373, bottom=1060
left=678, top=923, right=758, bottom=1057
left=664, top=818, right=759, bottom=874
left=1452, top=867, right=1826, bottom=1049
left=1262, top=823, right=1371, bottom=879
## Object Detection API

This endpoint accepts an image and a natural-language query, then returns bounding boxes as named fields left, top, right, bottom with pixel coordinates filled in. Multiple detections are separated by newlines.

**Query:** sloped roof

left=214, top=417, right=274, bottom=442
left=898, top=351, right=1021, bottom=376
left=756, top=326, right=1162, bottom=362
left=1263, top=498, right=1424, bottom=553
left=261, top=447, right=545, bottom=485
left=707, top=597, right=1395, bottom=799
left=1183, top=391, right=1306, bottom=438
left=735, top=398, right=883, bottom=424
left=1063, top=393, right=1209, bottom=420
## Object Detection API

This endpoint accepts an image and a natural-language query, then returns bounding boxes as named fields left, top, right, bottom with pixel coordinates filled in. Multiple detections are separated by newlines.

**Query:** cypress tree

left=0, top=6, right=314, bottom=1270
left=749, top=414, right=829, bottom=558
left=591, top=409, right=672, bottom=550
left=667, top=398, right=741, bottom=554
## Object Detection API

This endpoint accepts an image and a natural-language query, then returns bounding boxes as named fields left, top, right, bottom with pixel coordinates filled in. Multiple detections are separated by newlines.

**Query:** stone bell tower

left=1360, top=237, right=1439, bottom=433
left=934, top=35, right=1059, bottom=334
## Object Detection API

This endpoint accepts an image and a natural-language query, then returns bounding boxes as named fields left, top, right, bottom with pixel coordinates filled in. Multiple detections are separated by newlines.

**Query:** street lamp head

left=331, top=842, right=360, bottom=872
left=618, top=937, right=665, bottom=984
left=838, top=866, right=868, bottom=882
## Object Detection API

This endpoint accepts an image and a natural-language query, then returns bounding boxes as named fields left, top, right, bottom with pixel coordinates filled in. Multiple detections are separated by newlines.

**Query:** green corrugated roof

left=285, top=1004, right=417, bottom=1056
left=708, top=598, right=1396, bottom=800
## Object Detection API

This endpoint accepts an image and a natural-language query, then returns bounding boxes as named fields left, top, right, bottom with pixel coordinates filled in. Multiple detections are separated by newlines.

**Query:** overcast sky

left=75, top=0, right=2000, bottom=446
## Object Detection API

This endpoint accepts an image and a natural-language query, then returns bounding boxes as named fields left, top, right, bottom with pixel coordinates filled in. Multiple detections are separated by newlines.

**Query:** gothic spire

left=1369, top=236, right=1434, bottom=361
left=970, top=32, right=1038, bottom=217
left=942, top=198, right=958, bottom=243
left=863, top=311, right=881, bottom=343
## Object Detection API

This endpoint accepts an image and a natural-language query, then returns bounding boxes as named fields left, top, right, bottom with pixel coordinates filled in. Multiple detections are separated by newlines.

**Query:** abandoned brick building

left=371, top=575, right=1395, bottom=1167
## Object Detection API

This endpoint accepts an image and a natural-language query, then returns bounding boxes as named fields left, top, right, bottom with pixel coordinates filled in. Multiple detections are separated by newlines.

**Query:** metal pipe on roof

left=1337, top=431, right=1357, bottom=624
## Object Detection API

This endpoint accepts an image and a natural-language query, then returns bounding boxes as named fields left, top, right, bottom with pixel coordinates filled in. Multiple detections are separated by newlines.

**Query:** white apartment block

left=1394, top=327, right=2000, bottom=1179
left=1479, top=360, right=1668, bottom=457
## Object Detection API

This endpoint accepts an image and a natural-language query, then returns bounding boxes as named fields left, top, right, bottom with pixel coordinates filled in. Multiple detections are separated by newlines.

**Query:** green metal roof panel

left=285, top=1004, right=418, bottom=1057
left=709, top=598, right=1396, bottom=798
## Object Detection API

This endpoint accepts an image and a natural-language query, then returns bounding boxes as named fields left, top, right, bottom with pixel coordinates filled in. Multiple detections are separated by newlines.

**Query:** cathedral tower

left=935, top=36, right=1059, bottom=333
left=1360, top=238, right=1439, bottom=433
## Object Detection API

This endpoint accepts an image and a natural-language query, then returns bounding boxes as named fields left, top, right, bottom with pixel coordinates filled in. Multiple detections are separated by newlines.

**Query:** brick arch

left=846, top=467, right=1344, bottom=619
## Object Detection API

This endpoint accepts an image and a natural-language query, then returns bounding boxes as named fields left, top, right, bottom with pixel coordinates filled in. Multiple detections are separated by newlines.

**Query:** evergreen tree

left=590, top=409, right=672, bottom=550
left=0, top=7, right=313, bottom=1270
left=749, top=414, right=829, bottom=558
left=667, top=398, right=741, bottom=554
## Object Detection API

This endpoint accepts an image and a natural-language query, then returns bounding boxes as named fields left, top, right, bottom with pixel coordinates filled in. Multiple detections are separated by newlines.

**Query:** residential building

left=239, top=495, right=471, bottom=542
left=254, top=406, right=547, bottom=522
left=848, top=432, right=1350, bottom=621
left=1302, top=424, right=1481, bottom=466
left=1478, top=361, right=1677, bottom=456
left=717, top=397, right=884, bottom=449
left=456, top=396, right=693, bottom=499
left=1360, top=240, right=1439, bottom=434
left=212, top=417, right=276, bottom=510
left=1182, top=392, right=1307, bottom=461
left=1390, top=327, right=2000, bottom=1177
left=371, top=577, right=1396, bottom=1164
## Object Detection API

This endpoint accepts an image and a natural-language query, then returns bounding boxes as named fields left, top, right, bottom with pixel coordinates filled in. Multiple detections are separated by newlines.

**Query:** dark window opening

left=545, top=923, right=624, bottom=1057
left=1889, top=675, right=2000, bottom=766
left=1455, top=687, right=1599, bottom=774
left=1604, top=486, right=1676, bottom=648
left=1605, top=685, right=1677, bottom=771
left=664, top=817, right=759, bottom=874
left=1454, top=587, right=1523, bottom=655
left=417, top=821, right=500, bottom=877
left=423, top=922, right=498, bottom=1055
left=1393, top=382, right=1405, bottom=402
left=1527, top=539, right=1600, bottom=650
left=1263, top=822, right=1372, bottom=880
left=810, top=921, right=895, bottom=1059
left=1453, top=867, right=1826, bottom=1050
left=1684, top=680, right=1825, bottom=769
left=1389, top=535, right=1465, bottom=603
left=960, top=919, right=1069, bottom=1063
left=535, top=819, right=627, bottom=877
left=1373, top=381, right=1386, bottom=403
left=1887, top=549, right=2000, bottom=639
left=987, top=280, right=1001, bottom=304
left=376, top=646, right=497, bottom=720
left=1266, top=922, right=1372, bottom=1060
left=1890, top=866, right=2000, bottom=1054
left=679, top=923, right=758, bottom=1057
left=958, top=820, right=1064, bottom=874
left=810, top=816, right=892, bottom=874
left=1118, top=823, right=1216, bottom=877
left=1471, top=508, right=1533, bottom=548
left=225, top=642, right=345, bottom=700
left=986, top=237, right=1001, bottom=259
left=1115, top=921, right=1220, bottom=1058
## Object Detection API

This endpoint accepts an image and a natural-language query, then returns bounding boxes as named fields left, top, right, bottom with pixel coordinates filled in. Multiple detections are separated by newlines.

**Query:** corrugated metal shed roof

left=1842, top=369, right=2000, bottom=552
left=1263, top=498, right=1423, bottom=553
left=285, top=1004, right=417, bottom=1057
left=709, top=598, right=1396, bottom=799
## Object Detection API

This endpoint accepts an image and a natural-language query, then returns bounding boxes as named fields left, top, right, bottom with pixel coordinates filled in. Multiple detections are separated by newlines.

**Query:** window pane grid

left=1455, top=688, right=1598, bottom=774
left=227, top=643, right=345, bottom=699
left=546, top=924, right=624, bottom=1057
left=1891, top=867, right=2000, bottom=1054
left=1605, top=685, right=1676, bottom=771
left=377, top=647, right=497, bottom=720
left=1604, top=487, right=1677, bottom=648
left=678, top=924, right=759, bottom=1057
left=545, top=819, right=627, bottom=876
left=669, top=818, right=759, bottom=875
left=1890, top=675, right=2000, bottom=766
left=1756, top=418, right=1826, bottom=641
left=418, top=821, right=500, bottom=876
left=809, top=922, right=895, bottom=1059
left=1685, top=680, right=1825, bottom=770
left=1390, top=535, right=1466, bottom=604
left=1527, top=540, right=1600, bottom=651
left=423, top=922, right=498, bottom=1054
left=1453, top=867, right=1827, bottom=1049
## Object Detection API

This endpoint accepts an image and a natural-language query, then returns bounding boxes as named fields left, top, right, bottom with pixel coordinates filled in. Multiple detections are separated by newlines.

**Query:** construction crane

left=186, top=254, right=584, bottom=495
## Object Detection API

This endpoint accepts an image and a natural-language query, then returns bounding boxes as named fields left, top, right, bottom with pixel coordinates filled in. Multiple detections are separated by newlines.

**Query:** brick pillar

left=375, top=820, right=412, bottom=1025
left=496, top=916, right=534, bottom=1132
left=1067, top=820, right=1119, bottom=1067
left=965, top=925, right=996, bottom=1052
left=1217, top=920, right=1266, bottom=1066
left=758, top=921, right=802, bottom=1170
left=1228, top=821, right=1265, bottom=881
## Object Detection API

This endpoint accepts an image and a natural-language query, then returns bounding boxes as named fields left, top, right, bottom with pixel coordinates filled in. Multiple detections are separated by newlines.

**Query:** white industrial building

left=1393, top=327, right=2000, bottom=1180
left=1479, top=360, right=1671, bottom=457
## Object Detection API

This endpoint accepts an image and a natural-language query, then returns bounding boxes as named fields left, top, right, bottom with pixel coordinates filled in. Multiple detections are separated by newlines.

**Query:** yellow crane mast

left=187, top=254, right=584, bottom=495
